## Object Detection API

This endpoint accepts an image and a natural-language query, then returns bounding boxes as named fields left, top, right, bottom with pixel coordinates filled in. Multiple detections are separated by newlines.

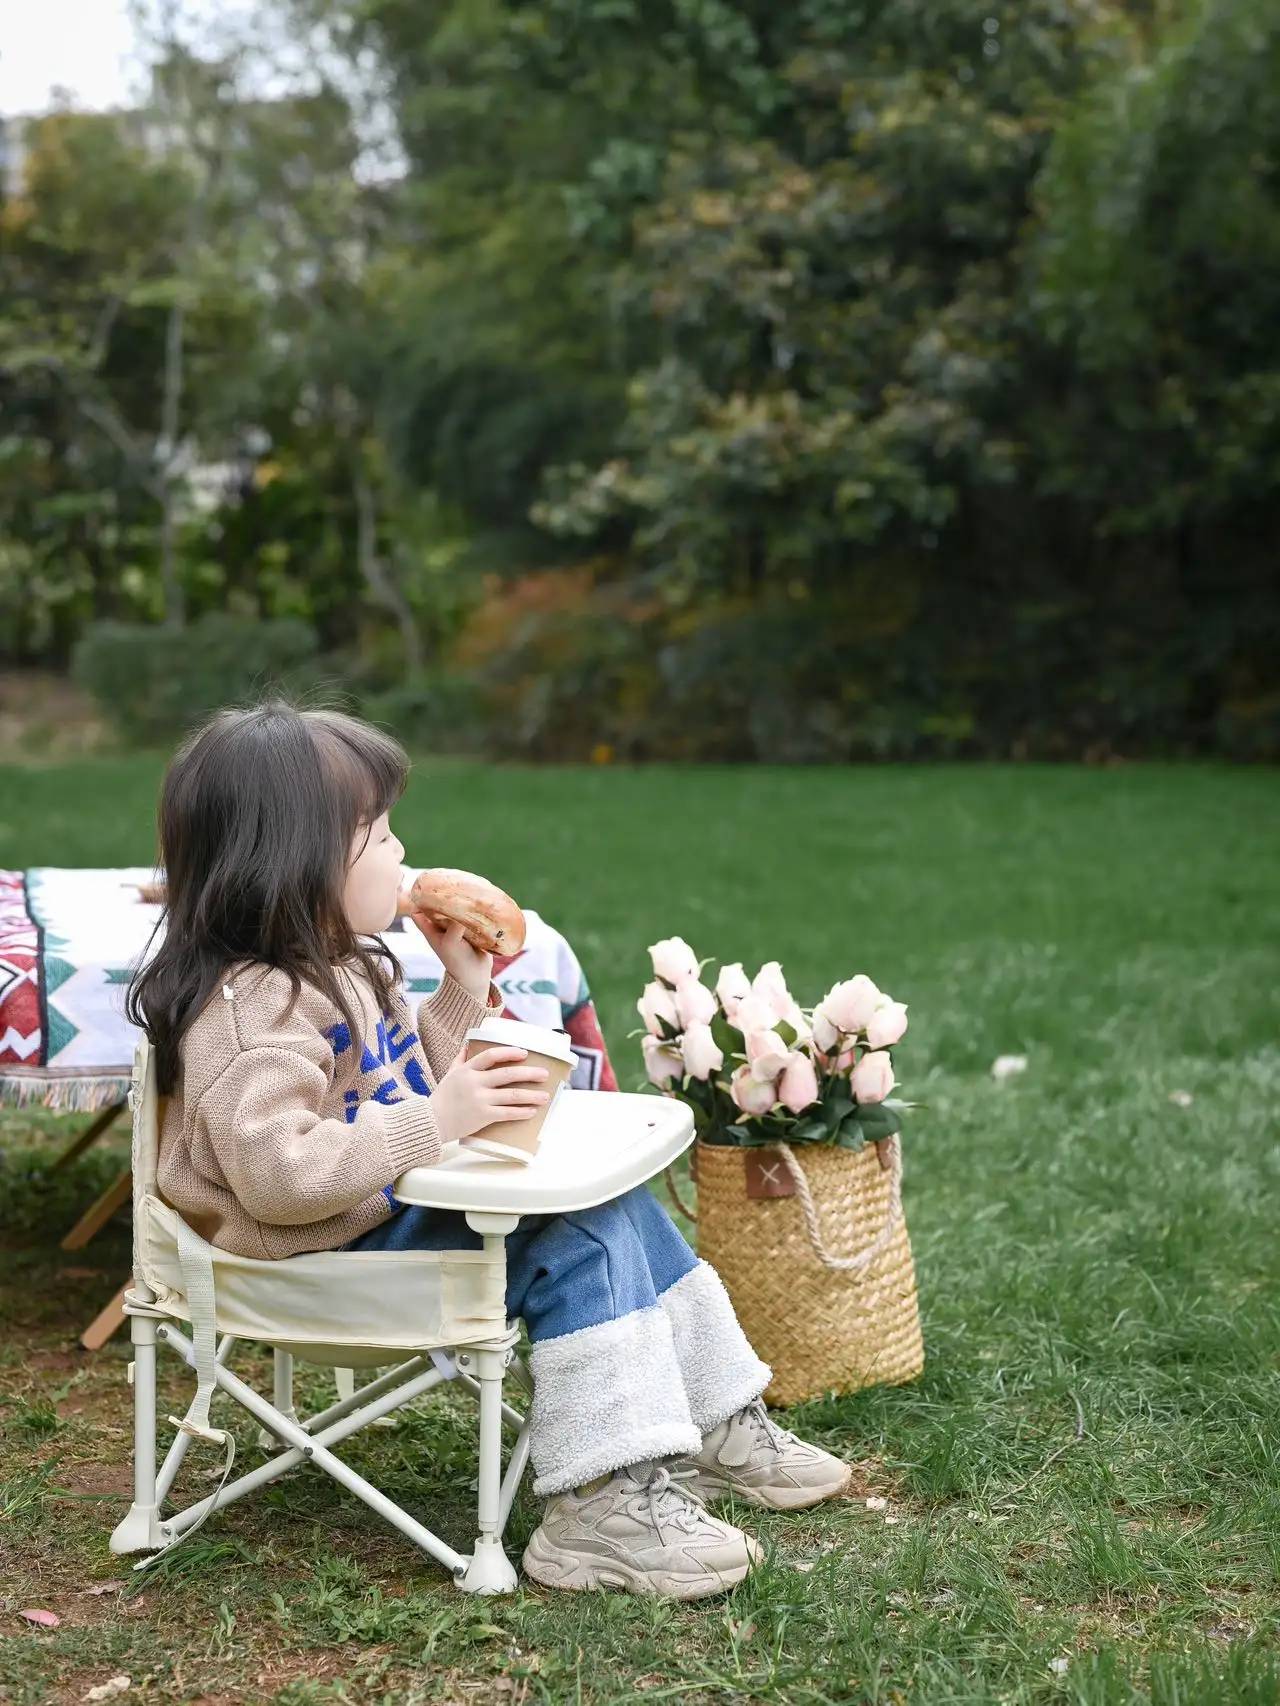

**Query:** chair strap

left=173, top=1217, right=226, bottom=1443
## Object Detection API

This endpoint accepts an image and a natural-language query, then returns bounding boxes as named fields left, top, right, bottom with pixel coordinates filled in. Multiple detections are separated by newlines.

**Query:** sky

left=1, top=1, right=144, bottom=116
left=1, top=3, right=402, bottom=178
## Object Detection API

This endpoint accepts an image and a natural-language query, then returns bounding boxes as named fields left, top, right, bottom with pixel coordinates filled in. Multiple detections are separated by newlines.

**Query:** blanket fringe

left=0, top=1073, right=131, bottom=1113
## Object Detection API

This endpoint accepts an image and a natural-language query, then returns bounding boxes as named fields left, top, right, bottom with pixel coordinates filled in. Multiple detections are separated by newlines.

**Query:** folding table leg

left=61, top=1166, right=133, bottom=1251
left=50, top=1101, right=126, bottom=1172
left=80, top=1283, right=130, bottom=1351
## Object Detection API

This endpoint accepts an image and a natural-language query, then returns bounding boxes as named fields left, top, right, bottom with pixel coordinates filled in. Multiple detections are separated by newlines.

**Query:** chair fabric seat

left=137, top=1195, right=508, bottom=1355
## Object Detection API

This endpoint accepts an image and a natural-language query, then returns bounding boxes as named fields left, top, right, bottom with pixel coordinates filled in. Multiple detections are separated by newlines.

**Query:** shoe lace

left=735, top=1399, right=793, bottom=1457
left=620, top=1462, right=707, bottom=1537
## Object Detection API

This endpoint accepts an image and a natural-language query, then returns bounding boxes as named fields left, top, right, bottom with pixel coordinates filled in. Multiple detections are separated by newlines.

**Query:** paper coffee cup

left=461, top=1018, right=575, bottom=1164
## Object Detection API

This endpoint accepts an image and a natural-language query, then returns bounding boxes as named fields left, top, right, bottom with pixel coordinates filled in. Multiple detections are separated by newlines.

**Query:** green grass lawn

left=2, top=760, right=1278, bottom=1706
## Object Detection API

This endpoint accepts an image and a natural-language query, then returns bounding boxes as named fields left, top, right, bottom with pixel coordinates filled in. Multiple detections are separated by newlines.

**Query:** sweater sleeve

left=193, top=1034, right=441, bottom=1229
left=416, top=972, right=501, bottom=1083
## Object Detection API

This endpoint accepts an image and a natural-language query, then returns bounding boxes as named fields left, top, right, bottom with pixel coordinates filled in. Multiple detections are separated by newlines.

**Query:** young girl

left=130, top=703, right=851, bottom=1599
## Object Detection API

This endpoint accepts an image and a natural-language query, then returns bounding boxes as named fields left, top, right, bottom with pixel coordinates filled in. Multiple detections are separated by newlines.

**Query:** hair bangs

left=307, top=710, right=409, bottom=834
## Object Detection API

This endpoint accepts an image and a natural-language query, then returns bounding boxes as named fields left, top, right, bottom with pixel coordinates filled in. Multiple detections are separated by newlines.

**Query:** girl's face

left=344, top=811, right=406, bottom=935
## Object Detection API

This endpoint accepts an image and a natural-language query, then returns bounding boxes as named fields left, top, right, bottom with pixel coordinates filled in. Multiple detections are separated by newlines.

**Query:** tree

left=0, top=108, right=200, bottom=654
left=4, top=0, right=1277, bottom=755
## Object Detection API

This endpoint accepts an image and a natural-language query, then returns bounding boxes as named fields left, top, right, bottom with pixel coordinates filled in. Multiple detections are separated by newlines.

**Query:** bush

left=72, top=615, right=322, bottom=744
left=360, top=678, right=489, bottom=753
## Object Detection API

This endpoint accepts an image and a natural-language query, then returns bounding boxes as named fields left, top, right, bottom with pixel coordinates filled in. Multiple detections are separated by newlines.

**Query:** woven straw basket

left=688, top=1137, right=924, bottom=1408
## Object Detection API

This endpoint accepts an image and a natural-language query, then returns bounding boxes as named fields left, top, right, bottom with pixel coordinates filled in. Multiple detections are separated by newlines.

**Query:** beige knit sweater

left=157, top=960, right=495, bottom=1259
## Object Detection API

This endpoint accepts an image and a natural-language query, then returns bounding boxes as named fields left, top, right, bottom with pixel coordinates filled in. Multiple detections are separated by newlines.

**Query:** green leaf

left=834, top=1123, right=868, bottom=1153
left=711, top=1013, right=745, bottom=1059
left=821, top=1086, right=854, bottom=1136
left=775, top=1019, right=797, bottom=1048
left=833, top=1107, right=856, bottom=1138
left=789, top=1115, right=829, bottom=1145
left=854, top=1102, right=902, bottom=1142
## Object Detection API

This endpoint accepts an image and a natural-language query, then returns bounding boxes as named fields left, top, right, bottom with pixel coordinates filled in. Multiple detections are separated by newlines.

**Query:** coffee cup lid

left=466, top=1017, right=575, bottom=1066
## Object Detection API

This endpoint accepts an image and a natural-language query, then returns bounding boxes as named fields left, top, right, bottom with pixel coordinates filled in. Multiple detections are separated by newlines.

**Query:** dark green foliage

left=359, top=677, right=489, bottom=752
left=5, top=1, right=1280, bottom=756
left=71, top=615, right=321, bottom=743
left=354, top=0, right=1280, bottom=759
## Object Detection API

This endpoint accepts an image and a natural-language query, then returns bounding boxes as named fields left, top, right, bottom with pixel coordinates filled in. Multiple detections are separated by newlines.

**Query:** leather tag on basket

left=745, top=1150, right=797, bottom=1199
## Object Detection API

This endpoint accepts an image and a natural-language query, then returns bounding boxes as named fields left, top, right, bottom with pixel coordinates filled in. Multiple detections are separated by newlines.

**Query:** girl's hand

left=431, top=1047, right=549, bottom=1143
left=410, top=914, right=493, bottom=1004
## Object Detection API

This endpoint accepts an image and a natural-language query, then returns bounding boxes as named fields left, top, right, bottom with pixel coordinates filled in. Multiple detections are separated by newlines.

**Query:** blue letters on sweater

left=324, top=1011, right=434, bottom=1207
left=323, top=1014, right=430, bottom=1123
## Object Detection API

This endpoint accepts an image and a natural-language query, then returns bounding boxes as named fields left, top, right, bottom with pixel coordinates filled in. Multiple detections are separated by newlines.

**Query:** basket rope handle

left=776, top=1136, right=902, bottom=1273
left=664, top=1163, right=697, bottom=1223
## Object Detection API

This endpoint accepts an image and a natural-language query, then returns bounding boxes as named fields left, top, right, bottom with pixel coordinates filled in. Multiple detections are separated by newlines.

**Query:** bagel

left=407, top=867, right=526, bottom=956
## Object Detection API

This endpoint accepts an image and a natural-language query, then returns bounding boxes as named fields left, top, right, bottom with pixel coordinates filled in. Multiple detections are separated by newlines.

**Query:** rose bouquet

left=637, top=936, right=910, bottom=1153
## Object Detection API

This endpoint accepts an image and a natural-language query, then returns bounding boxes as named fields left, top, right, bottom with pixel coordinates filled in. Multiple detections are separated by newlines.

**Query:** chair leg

left=110, top=1314, right=166, bottom=1554
left=457, top=1344, right=519, bottom=1595
left=158, top=1335, right=237, bottom=1503
left=156, top=1327, right=468, bottom=1577
left=331, top=1365, right=397, bottom=1429
left=259, top=1349, right=299, bottom=1452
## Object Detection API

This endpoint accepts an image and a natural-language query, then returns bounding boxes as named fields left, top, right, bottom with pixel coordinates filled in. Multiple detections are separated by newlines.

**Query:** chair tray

left=394, top=1090, right=693, bottom=1215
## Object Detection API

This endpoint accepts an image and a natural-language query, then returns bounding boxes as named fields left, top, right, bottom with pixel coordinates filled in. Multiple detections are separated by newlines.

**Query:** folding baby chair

left=109, top=1038, right=693, bottom=1594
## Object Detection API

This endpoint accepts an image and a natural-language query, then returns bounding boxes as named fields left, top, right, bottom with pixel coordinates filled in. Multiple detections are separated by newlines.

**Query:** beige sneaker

left=678, top=1401, right=854, bottom=1511
left=521, top=1462, right=760, bottom=1599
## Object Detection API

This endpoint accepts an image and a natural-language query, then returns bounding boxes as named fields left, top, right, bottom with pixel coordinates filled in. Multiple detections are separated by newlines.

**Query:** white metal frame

left=111, top=1207, right=531, bottom=1593
left=108, top=1040, right=694, bottom=1595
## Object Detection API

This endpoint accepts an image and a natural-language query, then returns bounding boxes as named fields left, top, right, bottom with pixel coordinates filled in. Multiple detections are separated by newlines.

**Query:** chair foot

left=456, top=1537, right=519, bottom=1595
left=110, top=1502, right=167, bottom=1555
left=258, top=1410, right=299, bottom=1453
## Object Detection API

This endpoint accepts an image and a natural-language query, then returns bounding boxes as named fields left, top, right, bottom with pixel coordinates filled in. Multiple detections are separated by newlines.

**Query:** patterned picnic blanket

left=0, top=869, right=617, bottom=1110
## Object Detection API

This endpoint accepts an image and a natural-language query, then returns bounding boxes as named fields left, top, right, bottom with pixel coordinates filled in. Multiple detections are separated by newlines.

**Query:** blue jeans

left=345, top=1186, right=771, bottom=1496
left=348, top=1185, right=697, bottom=1342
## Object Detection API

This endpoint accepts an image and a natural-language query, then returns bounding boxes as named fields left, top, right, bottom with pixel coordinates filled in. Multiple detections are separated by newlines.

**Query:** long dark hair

left=128, top=702, right=409, bottom=1093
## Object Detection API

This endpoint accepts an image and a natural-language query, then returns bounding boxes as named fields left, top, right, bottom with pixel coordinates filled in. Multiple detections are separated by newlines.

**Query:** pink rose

left=745, top=1027, right=790, bottom=1079
left=781, top=998, right=812, bottom=1047
left=778, top=1052, right=820, bottom=1114
left=851, top=1050, right=895, bottom=1104
left=681, top=1022, right=724, bottom=1081
left=817, top=975, right=881, bottom=1039
left=733, top=992, right=777, bottom=1036
left=674, top=978, right=718, bottom=1029
left=715, top=962, right=751, bottom=1016
left=751, top=961, right=792, bottom=1019
left=730, top=1065, right=777, bottom=1116
left=812, top=1007, right=840, bottom=1054
left=648, top=937, right=700, bottom=986
left=637, top=980, right=680, bottom=1037
left=865, top=1000, right=908, bottom=1050
left=642, top=1034, right=682, bottom=1087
